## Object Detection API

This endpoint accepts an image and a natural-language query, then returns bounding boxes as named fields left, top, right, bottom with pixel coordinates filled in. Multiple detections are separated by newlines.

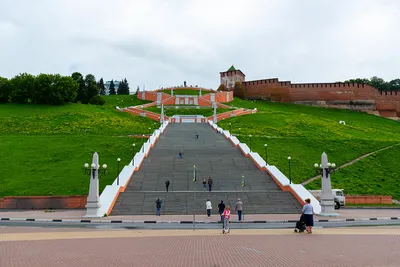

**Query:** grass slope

left=144, top=106, right=232, bottom=117
left=217, top=98, right=400, bottom=197
left=0, top=96, right=158, bottom=198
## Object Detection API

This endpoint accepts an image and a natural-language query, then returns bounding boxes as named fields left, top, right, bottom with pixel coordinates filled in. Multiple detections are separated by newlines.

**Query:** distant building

left=104, top=80, right=120, bottom=95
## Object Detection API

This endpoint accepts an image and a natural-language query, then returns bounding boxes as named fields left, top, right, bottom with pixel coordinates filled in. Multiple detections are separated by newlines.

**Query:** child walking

left=222, top=206, right=231, bottom=234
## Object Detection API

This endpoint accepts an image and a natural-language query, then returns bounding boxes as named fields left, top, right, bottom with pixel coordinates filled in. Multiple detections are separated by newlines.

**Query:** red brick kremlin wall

left=222, top=69, right=400, bottom=118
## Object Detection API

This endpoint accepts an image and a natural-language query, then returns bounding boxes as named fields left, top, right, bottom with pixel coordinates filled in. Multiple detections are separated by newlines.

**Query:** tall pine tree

left=98, top=78, right=106, bottom=95
left=109, top=80, right=116, bottom=95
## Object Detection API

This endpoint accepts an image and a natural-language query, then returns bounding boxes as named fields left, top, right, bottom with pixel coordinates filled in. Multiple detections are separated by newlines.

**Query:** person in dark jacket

left=165, top=180, right=170, bottom=192
left=207, top=177, right=213, bottom=192
left=155, top=198, right=163, bottom=216
left=218, top=200, right=225, bottom=222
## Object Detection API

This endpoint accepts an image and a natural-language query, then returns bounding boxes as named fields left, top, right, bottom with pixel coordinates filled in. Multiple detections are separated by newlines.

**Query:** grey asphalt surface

left=1, top=219, right=400, bottom=230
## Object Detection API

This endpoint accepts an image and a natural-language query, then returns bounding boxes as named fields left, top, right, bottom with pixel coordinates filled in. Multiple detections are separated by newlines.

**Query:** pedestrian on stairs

left=208, top=177, right=213, bottom=192
left=165, top=180, right=170, bottom=192
left=179, top=151, right=183, bottom=159
left=235, top=198, right=243, bottom=222
left=206, top=199, right=212, bottom=217
left=195, top=132, right=199, bottom=139
left=155, top=198, right=163, bottom=216
left=202, top=178, right=207, bottom=191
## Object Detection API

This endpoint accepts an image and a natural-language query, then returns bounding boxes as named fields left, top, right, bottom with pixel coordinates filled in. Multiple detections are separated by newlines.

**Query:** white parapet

left=238, top=143, right=250, bottom=156
left=228, top=135, right=240, bottom=146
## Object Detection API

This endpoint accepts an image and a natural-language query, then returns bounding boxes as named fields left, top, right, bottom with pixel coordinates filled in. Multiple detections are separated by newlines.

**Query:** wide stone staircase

left=111, top=123, right=302, bottom=215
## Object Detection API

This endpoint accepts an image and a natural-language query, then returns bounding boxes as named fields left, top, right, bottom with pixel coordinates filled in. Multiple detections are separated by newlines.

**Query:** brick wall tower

left=220, top=65, right=246, bottom=90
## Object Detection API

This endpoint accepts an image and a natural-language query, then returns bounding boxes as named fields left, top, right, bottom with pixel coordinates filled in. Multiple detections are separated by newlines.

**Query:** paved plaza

left=1, top=227, right=400, bottom=267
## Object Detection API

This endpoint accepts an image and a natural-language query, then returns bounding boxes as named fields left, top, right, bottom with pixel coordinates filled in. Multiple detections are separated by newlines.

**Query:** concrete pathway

left=1, top=227, right=400, bottom=267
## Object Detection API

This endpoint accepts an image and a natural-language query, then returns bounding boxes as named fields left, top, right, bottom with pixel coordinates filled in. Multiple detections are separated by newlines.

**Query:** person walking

left=202, top=178, right=207, bottom=192
left=235, top=198, right=243, bottom=222
left=195, top=132, right=199, bottom=139
left=165, top=180, right=170, bottom=192
left=206, top=199, right=212, bottom=217
left=302, top=198, right=314, bottom=234
left=178, top=151, right=183, bottom=159
left=222, top=206, right=231, bottom=233
left=218, top=200, right=225, bottom=222
left=207, top=177, right=213, bottom=192
left=155, top=198, right=163, bottom=216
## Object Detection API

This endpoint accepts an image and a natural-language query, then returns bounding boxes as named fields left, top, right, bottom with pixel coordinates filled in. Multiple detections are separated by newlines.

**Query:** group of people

left=206, top=199, right=243, bottom=222
left=164, top=177, right=213, bottom=192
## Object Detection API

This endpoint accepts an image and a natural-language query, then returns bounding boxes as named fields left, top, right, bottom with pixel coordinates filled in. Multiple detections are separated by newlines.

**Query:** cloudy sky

left=0, top=0, right=399, bottom=90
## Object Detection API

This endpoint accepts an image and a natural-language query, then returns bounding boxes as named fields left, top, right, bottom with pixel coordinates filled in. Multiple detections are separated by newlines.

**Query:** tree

left=10, top=73, right=36, bottom=103
left=389, top=79, right=400, bottom=91
left=98, top=78, right=106, bottom=95
left=0, top=77, right=12, bottom=103
left=33, top=73, right=54, bottom=104
left=344, top=78, right=370, bottom=84
left=117, top=78, right=130, bottom=95
left=71, top=72, right=86, bottom=103
left=49, top=75, right=78, bottom=105
left=109, top=80, right=116, bottom=95
left=370, top=76, right=389, bottom=91
left=85, top=74, right=99, bottom=103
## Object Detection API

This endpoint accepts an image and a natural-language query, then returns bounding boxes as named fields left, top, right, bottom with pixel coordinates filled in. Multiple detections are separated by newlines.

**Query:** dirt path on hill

left=301, top=143, right=400, bottom=186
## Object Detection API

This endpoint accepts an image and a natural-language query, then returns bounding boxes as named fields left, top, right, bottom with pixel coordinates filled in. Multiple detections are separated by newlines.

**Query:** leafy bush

left=89, top=95, right=105, bottom=106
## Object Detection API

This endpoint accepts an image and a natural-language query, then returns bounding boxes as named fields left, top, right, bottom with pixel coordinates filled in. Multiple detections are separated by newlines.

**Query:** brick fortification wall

left=221, top=68, right=400, bottom=118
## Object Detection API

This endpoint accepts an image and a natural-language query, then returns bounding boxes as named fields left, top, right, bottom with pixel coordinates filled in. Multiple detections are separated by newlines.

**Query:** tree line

left=0, top=72, right=131, bottom=105
left=344, top=76, right=400, bottom=91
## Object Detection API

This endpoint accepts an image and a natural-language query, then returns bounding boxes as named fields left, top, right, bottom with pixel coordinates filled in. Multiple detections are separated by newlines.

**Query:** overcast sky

left=0, top=0, right=399, bottom=90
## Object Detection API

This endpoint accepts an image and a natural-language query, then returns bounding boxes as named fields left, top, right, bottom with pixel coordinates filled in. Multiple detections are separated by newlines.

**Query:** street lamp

left=132, top=143, right=136, bottom=166
left=314, top=162, right=336, bottom=175
left=193, top=164, right=197, bottom=231
left=148, top=127, right=151, bottom=135
left=264, top=144, right=268, bottom=164
left=142, top=134, right=145, bottom=152
left=287, top=156, right=292, bottom=184
left=239, top=128, right=241, bottom=137
left=83, top=162, right=107, bottom=179
left=249, top=135, right=252, bottom=152
left=229, top=123, right=232, bottom=133
left=117, top=158, right=121, bottom=185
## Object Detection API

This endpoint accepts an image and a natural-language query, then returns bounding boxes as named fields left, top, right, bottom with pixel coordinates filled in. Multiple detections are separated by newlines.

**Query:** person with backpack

left=155, top=198, right=163, bottom=216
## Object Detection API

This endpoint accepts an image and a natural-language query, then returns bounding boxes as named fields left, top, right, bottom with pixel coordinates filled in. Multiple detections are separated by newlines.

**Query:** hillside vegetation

left=0, top=95, right=157, bottom=198
left=217, top=98, right=400, bottom=198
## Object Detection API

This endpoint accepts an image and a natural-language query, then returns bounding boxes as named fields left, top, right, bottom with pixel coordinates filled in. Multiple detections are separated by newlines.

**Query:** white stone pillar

left=85, top=152, right=103, bottom=218
left=213, top=102, right=217, bottom=123
left=160, top=104, right=164, bottom=123
left=319, top=152, right=339, bottom=216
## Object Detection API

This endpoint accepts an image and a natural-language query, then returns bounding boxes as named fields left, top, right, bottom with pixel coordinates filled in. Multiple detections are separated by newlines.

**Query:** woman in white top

left=302, top=198, right=314, bottom=234
left=206, top=199, right=212, bottom=217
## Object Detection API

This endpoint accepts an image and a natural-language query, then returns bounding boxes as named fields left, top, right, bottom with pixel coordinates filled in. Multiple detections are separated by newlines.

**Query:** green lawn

left=217, top=98, right=400, bottom=197
left=144, top=106, right=232, bottom=117
left=158, top=88, right=213, bottom=96
left=102, top=94, right=152, bottom=107
left=0, top=97, right=158, bottom=197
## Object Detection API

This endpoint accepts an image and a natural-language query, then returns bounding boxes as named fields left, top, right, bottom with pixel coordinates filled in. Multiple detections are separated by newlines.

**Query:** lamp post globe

left=117, top=158, right=121, bottom=162
left=84, top=163, right=89, bottom=168
left=314, top=163, right=319, bottom=168
left=327, top=162, right=332, bottom=167
left=91, top=163, right=96, bottom=169
left=332, top=163, right=336, bottom=168
left=102, top=164, right=107, bottom=169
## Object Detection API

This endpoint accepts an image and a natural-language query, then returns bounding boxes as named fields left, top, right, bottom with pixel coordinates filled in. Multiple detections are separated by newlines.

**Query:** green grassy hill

left=0, top=96, right=158, bottom=198
left=216, top=98, right=400, bottom=198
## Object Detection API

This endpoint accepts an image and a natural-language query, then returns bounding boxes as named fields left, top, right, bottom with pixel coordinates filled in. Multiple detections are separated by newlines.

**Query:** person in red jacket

left=222, top=206, right=231, bottom=234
